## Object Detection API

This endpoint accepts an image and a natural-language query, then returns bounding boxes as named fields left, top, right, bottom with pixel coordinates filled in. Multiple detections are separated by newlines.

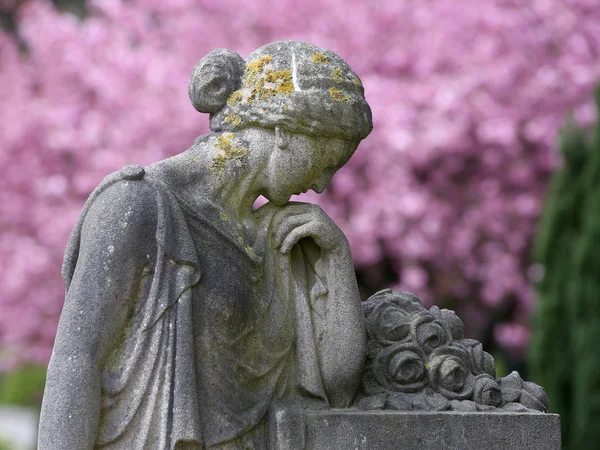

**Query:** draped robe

left=61, top=165, right=329, bottom=449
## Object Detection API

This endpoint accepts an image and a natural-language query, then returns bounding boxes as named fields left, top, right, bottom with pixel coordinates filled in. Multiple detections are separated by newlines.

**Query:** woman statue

left=39, top=40, right=372, bottom=450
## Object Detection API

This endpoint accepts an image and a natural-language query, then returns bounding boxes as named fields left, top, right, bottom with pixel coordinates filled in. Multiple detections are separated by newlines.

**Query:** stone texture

left=268, top=406, right=561, bottom=450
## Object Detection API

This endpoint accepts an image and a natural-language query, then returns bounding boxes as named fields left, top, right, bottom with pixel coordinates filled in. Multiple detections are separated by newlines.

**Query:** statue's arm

left=313, top=240, right=366, bottom=407
left=38, top=181, right=157, bottom=450
left=274, top=203, right=366, bottom=407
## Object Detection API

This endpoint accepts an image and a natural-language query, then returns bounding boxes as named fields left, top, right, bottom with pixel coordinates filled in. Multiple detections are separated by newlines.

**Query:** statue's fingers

left=278, top=202, right=317, bottom=217
left=273, top=213, right=312, bottom=249
left=279, top=222, right=315, bottom=254
left=283, top=201, right=311, bottom=210
left=271, top=203, right=311, bottom=225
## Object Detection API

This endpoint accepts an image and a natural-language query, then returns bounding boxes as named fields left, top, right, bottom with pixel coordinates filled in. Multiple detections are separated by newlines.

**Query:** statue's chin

left=266, top=195, right=292, bottom=207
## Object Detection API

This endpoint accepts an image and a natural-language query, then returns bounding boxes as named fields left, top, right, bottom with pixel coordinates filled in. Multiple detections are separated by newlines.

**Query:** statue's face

left=263, top=132, right=358, bottom=205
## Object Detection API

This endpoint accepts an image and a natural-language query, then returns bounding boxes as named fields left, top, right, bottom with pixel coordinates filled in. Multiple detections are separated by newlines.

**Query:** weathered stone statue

left=39, top=40, right=560, bottom=450
left=39, top=41, right=371, bottom=449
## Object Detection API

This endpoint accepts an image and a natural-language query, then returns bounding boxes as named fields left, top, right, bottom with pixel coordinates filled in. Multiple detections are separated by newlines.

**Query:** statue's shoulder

left=99, top=163, right=148, bottom=191
left=91, top=163, right=155, bottom=210
left=79, top=164, right=159, bottom=245
left=62, top=164, right=161, bottom=285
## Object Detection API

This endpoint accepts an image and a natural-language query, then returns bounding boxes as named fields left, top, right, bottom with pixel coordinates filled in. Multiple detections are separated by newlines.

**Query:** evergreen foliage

left=531, top=87, right=600, bottom=450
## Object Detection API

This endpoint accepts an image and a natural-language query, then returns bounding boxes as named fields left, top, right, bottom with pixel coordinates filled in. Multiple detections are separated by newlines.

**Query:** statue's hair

left=188, top=48, right=246, bottom=114
left=188, top=41, right=373, bottom=142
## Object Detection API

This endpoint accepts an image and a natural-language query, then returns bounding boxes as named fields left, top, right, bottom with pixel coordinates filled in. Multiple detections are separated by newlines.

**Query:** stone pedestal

left=268, top=406, right=561, bottom=450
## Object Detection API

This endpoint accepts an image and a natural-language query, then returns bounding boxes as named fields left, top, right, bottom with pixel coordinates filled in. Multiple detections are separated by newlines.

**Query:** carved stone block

left=268, top=407, right=561, bottom=450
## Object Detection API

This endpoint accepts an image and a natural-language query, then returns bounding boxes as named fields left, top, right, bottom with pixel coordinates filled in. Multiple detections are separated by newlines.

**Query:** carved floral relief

left=356, top=290, right=549, bottom=413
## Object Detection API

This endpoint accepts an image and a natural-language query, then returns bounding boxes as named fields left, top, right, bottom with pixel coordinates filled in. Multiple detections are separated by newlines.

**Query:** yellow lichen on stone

left=212, top=133, right=248, bottom=175
left=246, top=55, right=272, bottom=75
left=244, top=244, right=256, bottom=258
left=220, top=211, right=229, bottom=222
left=277, top=81, right=294, bottom=94
left=267, top=70, right=295, bottom=94
left=329, top=87, right=351, bottom=102
left=237, top=236, right=256, bottom=258
left=283, top=105, right=289, bottom=110
left=227, top=90, right=243, bottom=106
left=258, top=83, right=275, bottom=101
left=332, top=68, right=344, bottom=83
left=246, top=69, right=295, bottom=103
left=249, top=78, right=273, bottom=102
left=269, top=70, right=295, bottom=94
left=245, top=73, right=257, bottom=88
left=312, top=53, right=328, bottom=64
left=225, top=114, right=242, bottom=126
left=265, top=70, right=291, bottom=83
left=266, top=70, right=295, bottom=95
left=353, top=77, right=362, bottom=86
left=245, top=56, right=273, bottom=89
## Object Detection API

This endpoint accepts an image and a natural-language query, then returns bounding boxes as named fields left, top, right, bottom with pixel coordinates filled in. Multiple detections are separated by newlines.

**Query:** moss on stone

left=235, top=235, right=256, bottom=258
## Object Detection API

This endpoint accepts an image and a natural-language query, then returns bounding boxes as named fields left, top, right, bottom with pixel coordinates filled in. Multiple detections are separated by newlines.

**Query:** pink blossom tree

left=1, top=0, right=600, bottom=368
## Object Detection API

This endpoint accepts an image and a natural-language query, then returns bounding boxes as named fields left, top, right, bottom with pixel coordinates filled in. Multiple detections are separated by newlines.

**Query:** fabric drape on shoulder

left=62, top=165, right=203, bottom=450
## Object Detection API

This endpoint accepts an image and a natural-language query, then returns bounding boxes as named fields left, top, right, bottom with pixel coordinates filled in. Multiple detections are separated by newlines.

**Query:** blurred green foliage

left=531, top=86, right=600, bottom=450
left=0, top=437, right=15, bottom=450
left=0, top=365, right=46, bottom=407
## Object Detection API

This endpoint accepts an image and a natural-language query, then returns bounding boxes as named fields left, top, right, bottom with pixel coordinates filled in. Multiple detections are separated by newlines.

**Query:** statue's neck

left=147, top=133, right=266, bottom=236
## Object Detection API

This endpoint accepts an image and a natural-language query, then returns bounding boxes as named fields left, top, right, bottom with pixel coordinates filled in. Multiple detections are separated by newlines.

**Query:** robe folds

left=62, top=165, right=329, bottom=450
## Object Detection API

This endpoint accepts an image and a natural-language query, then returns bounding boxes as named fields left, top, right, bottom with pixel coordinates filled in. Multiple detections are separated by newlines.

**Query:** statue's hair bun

left=188, top=48, right=245, bottom=114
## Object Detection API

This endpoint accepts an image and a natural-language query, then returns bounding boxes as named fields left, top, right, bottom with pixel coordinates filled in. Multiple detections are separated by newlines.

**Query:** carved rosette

left=356, top=290, right=549, bottom=413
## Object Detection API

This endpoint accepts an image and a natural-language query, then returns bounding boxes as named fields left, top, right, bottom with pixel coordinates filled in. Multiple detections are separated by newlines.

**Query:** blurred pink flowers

left=1, top=0, right=600, bottom=367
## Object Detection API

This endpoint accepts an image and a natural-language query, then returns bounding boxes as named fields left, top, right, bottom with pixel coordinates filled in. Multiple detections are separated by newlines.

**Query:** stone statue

left=38, top=41, right=371, bottom=449
left=39, top=40, right=557, bottom=450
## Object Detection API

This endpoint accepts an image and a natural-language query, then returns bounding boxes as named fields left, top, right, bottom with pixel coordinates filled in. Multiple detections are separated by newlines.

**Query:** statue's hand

left=273, top=203, right=349, bottom=255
